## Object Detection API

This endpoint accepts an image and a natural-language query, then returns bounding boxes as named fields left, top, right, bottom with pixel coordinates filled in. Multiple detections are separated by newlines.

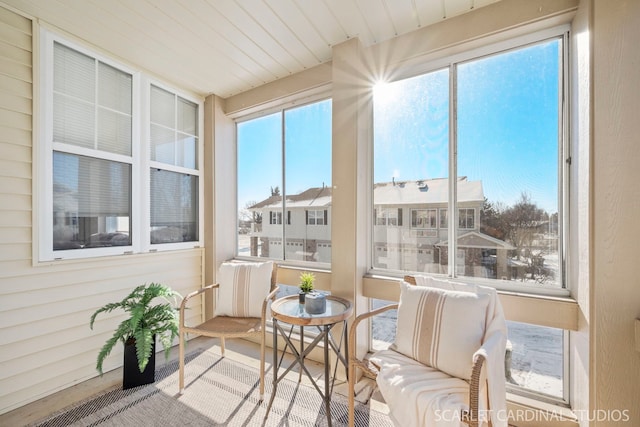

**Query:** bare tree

left=502, top=192, right=545, bottom=261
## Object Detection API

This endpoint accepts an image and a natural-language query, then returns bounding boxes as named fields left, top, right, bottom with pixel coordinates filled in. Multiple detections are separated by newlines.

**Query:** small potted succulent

left=298, top=271, right=315, bottom=303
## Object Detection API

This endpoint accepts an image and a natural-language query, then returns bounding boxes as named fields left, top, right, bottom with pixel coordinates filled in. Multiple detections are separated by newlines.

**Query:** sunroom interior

left=1, top=0, right=639, bottom=426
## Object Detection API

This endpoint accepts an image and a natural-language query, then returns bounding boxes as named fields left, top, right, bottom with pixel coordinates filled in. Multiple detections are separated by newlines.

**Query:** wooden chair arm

left=179, top=283, right=220, bottom=326
left=348, top=304, right=399, bottom=365
left=261, top=286, right=280, bottom=326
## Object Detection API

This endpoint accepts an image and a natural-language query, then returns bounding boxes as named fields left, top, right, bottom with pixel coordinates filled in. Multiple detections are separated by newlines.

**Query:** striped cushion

left=390, top=281, right=490, bottom=380
left=214, top=261, right=273, bottom=318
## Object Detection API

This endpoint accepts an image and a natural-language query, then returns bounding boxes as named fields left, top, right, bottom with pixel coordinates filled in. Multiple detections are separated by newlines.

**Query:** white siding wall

left=0, top=6, right=204, bottom=414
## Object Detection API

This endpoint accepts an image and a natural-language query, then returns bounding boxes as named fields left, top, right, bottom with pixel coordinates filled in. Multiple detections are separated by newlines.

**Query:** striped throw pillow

left=390, top=281, right=490, bottom=380
left=214, top=261, right=273, bottom=318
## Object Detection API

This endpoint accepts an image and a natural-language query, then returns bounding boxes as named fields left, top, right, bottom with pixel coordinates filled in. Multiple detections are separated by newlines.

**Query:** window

left=411, top=209, right=437, bottom=229
left=458, top=208, right=475, bottom=229
left=149, top=85, right=199, bottom=245
left=439, top=208, right=448, bottom=228
left=39, top=31, right=202, bottom=260
left=375, top=208, right=402, bottom=226
left=307, top=210, right=327, bottom=225
left=373, top=34, right=565, bottom=290
left=372, top=28, right=568, bottom=404
left=46, top=40, right=134, bottom=257
left=270, top=211, right=282, bottom=225
left=237, top=99, right=332, bottom=264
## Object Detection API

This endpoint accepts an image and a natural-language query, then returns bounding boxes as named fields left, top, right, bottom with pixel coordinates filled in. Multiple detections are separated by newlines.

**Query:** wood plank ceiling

left=5, top=0, right=499, bottom=98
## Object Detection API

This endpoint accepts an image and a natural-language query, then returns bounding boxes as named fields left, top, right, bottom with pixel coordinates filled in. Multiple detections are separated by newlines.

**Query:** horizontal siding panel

left=0, top=108, right=31, bottom=131
left=0, top=90, right=31, bottom=115
left=0, top=193, right=30, bottom=212
left=0, top=56, right=31, bottom=83
left=0, top=329, right=109, bottom=380
left=0, top=260, right=31, bottom=277
left=0, top=73, right=31, bottom=98
left=0, top=175, right=31, bottom=195
left=0, top=310, right=96, bottom=353
left=1, top=346, right=101, bottom=401
left=0, top=357, right=97, bottom=414
left=0, top=267, right=201, bottom=313
left=0, top=141, right=31, bottom=162
left=0, top=21, right=32, bottom=51
left=0, top=226, right=30, bottom=244
left=0, top=125, right=30, bottom=146
left=0, top=6, right=31, bottom=35
left=0, top=40, right=31, bottom=67
left=0, top=249, right=202, bottom=290
left=0, top=242, right=30, bottom=261
left=1, top=280, right=201, bottom=354
left=0, top=158, right=30, bottom=179
left=0, top=211, right=31, bottom=227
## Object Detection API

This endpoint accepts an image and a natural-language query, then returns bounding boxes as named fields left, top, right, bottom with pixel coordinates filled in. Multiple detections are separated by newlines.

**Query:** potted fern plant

left=89, top=283, right=181, bottom=389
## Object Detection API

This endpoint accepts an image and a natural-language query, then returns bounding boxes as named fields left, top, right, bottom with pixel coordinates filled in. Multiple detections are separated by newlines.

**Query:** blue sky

left=238, top=38, right=560, bottom=214
left=237, top=100, right=332, bottom=208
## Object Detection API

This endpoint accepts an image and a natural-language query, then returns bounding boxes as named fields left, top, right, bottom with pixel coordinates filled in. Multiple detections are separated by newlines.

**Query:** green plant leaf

left=89, top=283, right=182, bottom=376
left=134, top=329, right=154, bottom=373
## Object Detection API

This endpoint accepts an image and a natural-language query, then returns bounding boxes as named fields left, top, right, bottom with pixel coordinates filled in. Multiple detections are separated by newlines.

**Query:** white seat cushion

left=371, top=349, right=470, bottom=427
left=214, top=261, right=273, bottom=318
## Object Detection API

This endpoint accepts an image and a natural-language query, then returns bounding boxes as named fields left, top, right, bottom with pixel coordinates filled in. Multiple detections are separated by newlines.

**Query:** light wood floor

left=0, top=336, right=386, bottom=426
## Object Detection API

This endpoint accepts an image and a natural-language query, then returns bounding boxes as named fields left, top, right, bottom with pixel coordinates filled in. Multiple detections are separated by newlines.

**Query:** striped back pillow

left=390, top=281, right=490, bottom=380
left=214, top=261, right=274, bottom=318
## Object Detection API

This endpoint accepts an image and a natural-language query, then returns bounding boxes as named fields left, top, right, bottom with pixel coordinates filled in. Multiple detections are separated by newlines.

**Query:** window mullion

left=281, top=112, right=286, bottom=260
left=448, top=63, right=457, bottom=277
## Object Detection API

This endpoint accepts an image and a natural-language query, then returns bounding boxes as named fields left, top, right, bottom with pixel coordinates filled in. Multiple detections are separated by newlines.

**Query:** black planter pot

left=123, top=336, right=155, bottom=390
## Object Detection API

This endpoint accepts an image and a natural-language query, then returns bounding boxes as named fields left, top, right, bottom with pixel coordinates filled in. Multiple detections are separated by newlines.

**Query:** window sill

left=362, top=275, right=579, bottom=331
left=506, top=393, right=578, bottom=427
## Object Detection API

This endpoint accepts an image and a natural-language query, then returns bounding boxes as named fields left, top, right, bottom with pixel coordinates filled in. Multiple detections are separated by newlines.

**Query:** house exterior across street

left=247, top=177, right=515, bottom=278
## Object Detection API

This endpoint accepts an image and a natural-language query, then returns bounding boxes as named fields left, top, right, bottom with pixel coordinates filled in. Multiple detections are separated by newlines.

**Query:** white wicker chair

left=347, top=275, right=497, bottom=427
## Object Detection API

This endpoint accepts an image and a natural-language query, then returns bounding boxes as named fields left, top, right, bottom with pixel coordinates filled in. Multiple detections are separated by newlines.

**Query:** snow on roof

left=256, top=195, right=332, bottom=209
left=373, top=177, right=483, bottom=205
left=249, top=178, right=483, bottom=209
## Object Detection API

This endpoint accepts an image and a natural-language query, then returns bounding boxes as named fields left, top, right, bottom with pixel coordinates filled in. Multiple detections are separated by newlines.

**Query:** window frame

left=270, top=211, right=282, bottom=225
left=458, top=208, right=475, bottom=230
left=234, top=94, right=333, bottom=269
left=367, top=24, right=571, bottom=407
left=375, top=207, right=402, bottom=226
left=307, top=209, right=327, bottom=225
left=411, top=208, right=438, bottom=229
left=146, top=80, right=203, bottom=252
left=369, top=25, right=570, bottom=299
left=37, top=29, right=204, bottom=262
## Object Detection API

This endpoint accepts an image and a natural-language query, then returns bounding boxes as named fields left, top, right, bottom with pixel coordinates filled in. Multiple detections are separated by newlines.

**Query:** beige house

left=1, top=1, right=639, bottom=426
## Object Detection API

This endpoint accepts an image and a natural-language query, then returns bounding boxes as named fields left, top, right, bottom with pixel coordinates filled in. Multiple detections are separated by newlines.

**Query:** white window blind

left=150, top=85, right=198, bottom=169
left=53, top=42, right=132, bottom=156
left=150, top=170, right=198, bottom=243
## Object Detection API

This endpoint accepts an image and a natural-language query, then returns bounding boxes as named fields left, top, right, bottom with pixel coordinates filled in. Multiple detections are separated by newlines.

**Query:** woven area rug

left=33, top=350, right=392, bottom=427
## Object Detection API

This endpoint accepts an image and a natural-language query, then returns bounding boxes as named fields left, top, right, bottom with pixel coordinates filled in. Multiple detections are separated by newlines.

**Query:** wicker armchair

left=178, top=261, right=279, bottom=400
left=347, top=275, right=493, bottom=427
